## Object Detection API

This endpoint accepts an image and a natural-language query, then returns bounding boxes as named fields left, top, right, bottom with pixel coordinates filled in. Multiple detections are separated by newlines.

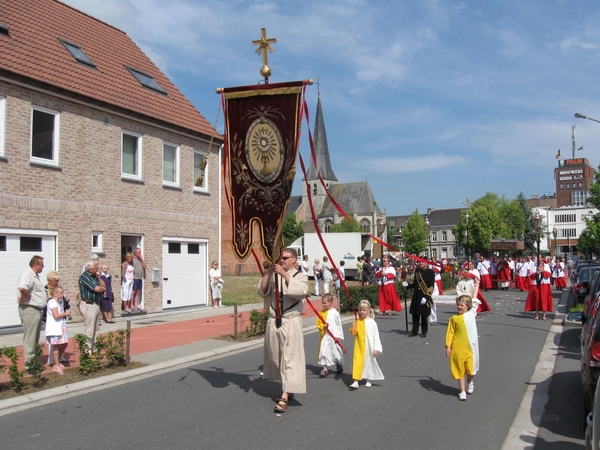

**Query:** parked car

left=573, top=262, right=593, bottom=284
left=587, top=371, right=600, bottom=450
left=581, top=295, right=600, bottom=418
left=584, top=271, right=600, bottom=321
left=574, top=265, right=600, bottom=304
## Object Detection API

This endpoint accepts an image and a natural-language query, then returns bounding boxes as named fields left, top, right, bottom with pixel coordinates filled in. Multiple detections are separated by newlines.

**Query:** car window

left=579, top=267, right=600, bottom=282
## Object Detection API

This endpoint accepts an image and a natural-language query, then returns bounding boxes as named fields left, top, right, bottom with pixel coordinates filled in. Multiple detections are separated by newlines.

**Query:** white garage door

left=162, top=239, right=208, bottom=309
left=0, top=231, right=57, bottom=329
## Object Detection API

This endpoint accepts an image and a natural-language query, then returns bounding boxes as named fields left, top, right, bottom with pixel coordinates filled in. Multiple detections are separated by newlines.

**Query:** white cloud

left=368, top=154, right=466, bottom=174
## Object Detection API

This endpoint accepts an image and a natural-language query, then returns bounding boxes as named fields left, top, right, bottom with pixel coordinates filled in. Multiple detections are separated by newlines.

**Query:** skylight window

left=0, top=21, right=9, bottom=37
left=126, top=67, right=167, bottom=95
left=59, top=39, right=95, bottom=68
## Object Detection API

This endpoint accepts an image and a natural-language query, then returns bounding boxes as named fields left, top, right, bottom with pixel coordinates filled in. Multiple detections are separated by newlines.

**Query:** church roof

left=307, top=96, right=338, bottom=182
left=0, top=0, right=219, bottom=139
left=319, top=181, right=382, bottom=216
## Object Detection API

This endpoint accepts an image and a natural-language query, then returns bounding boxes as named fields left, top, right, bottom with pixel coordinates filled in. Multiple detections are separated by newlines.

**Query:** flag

left=578, top=146, right=584, bottom=151
left=555, top=149, right=560, bottom=159
left=222, top=81, right=305, bottom=263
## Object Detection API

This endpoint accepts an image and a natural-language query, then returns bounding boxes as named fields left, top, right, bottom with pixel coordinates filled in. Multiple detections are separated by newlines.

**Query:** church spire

left=307, top=94, right=338, bottom=182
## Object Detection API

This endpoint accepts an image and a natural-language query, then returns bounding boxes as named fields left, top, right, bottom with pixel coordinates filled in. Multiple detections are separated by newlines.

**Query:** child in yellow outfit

left=445, top=294, right=481, bottom=401
left=349, top=300, right=384, bottom=389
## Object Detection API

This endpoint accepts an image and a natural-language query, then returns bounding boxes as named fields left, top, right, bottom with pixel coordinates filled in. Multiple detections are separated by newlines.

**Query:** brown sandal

left=274, top=397, right=288, bottom=413
left=543, top=313, right=547, bottom=321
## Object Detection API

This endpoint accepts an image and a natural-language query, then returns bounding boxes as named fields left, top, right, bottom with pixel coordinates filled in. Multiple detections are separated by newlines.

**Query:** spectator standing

left=313, top=259, right=322, bottom=296
left=45, top=286, right=70, bottom=375
left=361, top=256, right=373, bottom=286
left=335, top=260, right=346, bottom=293
left=131, top=247, right=147, bottom=311
left=121, top=253, right=134, bottom=312
left=17, top=255, right=46, bottom=369
left=78, top=260, right=105, bottom=351
left=100, top=264, right=115, bottom=323
left=322, top=256, right=333, bottom=294
left=209, top=261, right=223, bottom=308
left=552, top=259, right=566, bottom=291
left=45, top=271, right=69, bottom=366
left=300, top=255, right=310, bottom=274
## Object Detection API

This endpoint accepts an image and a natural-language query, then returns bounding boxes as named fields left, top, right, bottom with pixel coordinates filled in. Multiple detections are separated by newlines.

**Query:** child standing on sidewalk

left=316, top=293, right=345, bottom=378
left=445, top=294, right=481, bottom=401
left=349, top=300, right=384, bottom=389
left=45, top=286, right=70, bottom=375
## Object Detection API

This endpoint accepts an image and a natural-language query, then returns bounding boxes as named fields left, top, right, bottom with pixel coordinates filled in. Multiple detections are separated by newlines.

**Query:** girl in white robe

left=349, top=300, right=384, bottom=389
left=316, top=293, right=345, bottom=377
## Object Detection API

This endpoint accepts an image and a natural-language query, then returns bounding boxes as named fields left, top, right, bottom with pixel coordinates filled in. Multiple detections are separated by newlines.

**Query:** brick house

left=0, top=0, right=223, bottom=328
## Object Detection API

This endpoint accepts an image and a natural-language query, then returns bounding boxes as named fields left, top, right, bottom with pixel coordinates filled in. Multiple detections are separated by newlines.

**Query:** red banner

left=223, top=81, right=305, bottom=263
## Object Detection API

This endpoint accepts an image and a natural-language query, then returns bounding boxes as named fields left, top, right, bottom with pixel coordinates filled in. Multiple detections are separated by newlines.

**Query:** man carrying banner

left=257, top=247, right=309, bottom=413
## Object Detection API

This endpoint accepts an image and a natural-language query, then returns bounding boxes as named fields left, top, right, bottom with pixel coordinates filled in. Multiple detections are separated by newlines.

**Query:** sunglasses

left=281, top=256, right=293, bottom=261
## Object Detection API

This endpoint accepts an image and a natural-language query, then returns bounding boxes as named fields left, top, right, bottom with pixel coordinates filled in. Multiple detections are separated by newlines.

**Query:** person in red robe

left=468, top=261, right=492, bottom=313
left=524, top=259, right=553, bottom=320
left=375, top=255, right=402, bottom=315
left=497, top=257, right=511, bottom=290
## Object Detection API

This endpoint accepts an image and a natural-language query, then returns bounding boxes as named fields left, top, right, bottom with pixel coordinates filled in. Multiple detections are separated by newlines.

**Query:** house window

left=194, top=151, right=208, bottom=191
left=566, top=183, right=570, bottom=189
left=188, top=243, right=200, bottom=254
left=431, top=232, right=438, bottom=242
left=126, top=67, right=167, bottom=95
left=20, top=236, right=42, bottom=252
left=559, top=184, right=564, bottom=190
left=92, top=232, right=103, bottom=253
left=163, top=142, right=179, bottom=186
left=59, top=39, right=95, bottom=68
left=432, top=249, right=437, bottom=258
left=31, top=106, right=60, bottom=164
left=442, top=231, right=447, bottom=242
left=122, top=131, right=142, bottom=179
left=0, top=96, right=4, bottom=156
left=324, top=220, right=332, bottom=233
left=312, top=184, right=317, bottom=195
left=0, top=236, right=6, bottom=251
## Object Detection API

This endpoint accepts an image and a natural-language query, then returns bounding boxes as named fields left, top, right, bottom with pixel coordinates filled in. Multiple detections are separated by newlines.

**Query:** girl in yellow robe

left=349, top=300, right=384, bottom=389
left=445, top=294, right=480, bottom=401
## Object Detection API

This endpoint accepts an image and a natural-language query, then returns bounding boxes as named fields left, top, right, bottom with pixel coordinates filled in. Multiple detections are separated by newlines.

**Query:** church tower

left=303, top=94, right=338, bottom=222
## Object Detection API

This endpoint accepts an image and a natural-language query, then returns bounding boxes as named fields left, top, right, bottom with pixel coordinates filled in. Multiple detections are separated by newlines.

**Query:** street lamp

left=425, top=217, right=432, bottom=259
left=377, top=218, right=386, bottom=259
left=575, top=113, right=600, bottom=124
left=532, top=210, right=542, bottom=260
left=461, top=197, right=471, bottom=265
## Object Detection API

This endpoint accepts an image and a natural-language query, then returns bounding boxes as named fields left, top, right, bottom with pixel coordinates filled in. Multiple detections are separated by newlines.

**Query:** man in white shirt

left=17, top=255, right=46, bottom=368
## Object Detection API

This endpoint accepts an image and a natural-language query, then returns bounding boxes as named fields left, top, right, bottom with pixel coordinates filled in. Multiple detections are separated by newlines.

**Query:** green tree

left=453, top=192, right=528, bottom=256
left=282, top=213, right=304, bottom=246
left=579, top=166, right=600, bottom=256
left=329, top=217, right=361, bottom=233
left=402, top=209, right=428, bottom=255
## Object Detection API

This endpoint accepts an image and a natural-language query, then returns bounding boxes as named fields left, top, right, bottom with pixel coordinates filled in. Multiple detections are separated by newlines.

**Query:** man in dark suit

left=405, top=259, right=435, bottom=338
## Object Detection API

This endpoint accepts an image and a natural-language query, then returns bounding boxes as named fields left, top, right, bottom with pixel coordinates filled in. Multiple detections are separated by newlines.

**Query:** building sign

left=559, top=168, right=584, bottom=181
left=561, top=158, right=589, bottom=167
left=490, top=239, right=525, bottom=250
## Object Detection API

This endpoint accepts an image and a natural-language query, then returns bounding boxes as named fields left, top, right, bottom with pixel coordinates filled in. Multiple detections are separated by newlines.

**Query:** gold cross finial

left=252, top=28, right=277, bottom=81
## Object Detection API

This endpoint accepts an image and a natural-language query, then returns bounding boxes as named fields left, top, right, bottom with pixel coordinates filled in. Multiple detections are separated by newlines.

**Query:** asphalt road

left=0, top=289, right=585, bottom=449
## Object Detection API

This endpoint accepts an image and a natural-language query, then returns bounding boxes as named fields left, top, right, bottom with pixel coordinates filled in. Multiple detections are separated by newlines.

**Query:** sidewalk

left=0, top=296, right=334, bottom=383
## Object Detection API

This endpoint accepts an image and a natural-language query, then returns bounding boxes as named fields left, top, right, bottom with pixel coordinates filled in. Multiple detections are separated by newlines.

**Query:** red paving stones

left=0, top=299, right=330, bottom=384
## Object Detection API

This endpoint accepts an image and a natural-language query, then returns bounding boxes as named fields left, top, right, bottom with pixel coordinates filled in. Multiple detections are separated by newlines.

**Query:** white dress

left=209, top=267, right=223, bottom=299
left=317, top=308, right=345, bottom=366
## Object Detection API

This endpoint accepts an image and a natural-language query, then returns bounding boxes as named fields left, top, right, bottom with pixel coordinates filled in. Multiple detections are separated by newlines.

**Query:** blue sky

left=63, top=0, right=600, bottom=215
